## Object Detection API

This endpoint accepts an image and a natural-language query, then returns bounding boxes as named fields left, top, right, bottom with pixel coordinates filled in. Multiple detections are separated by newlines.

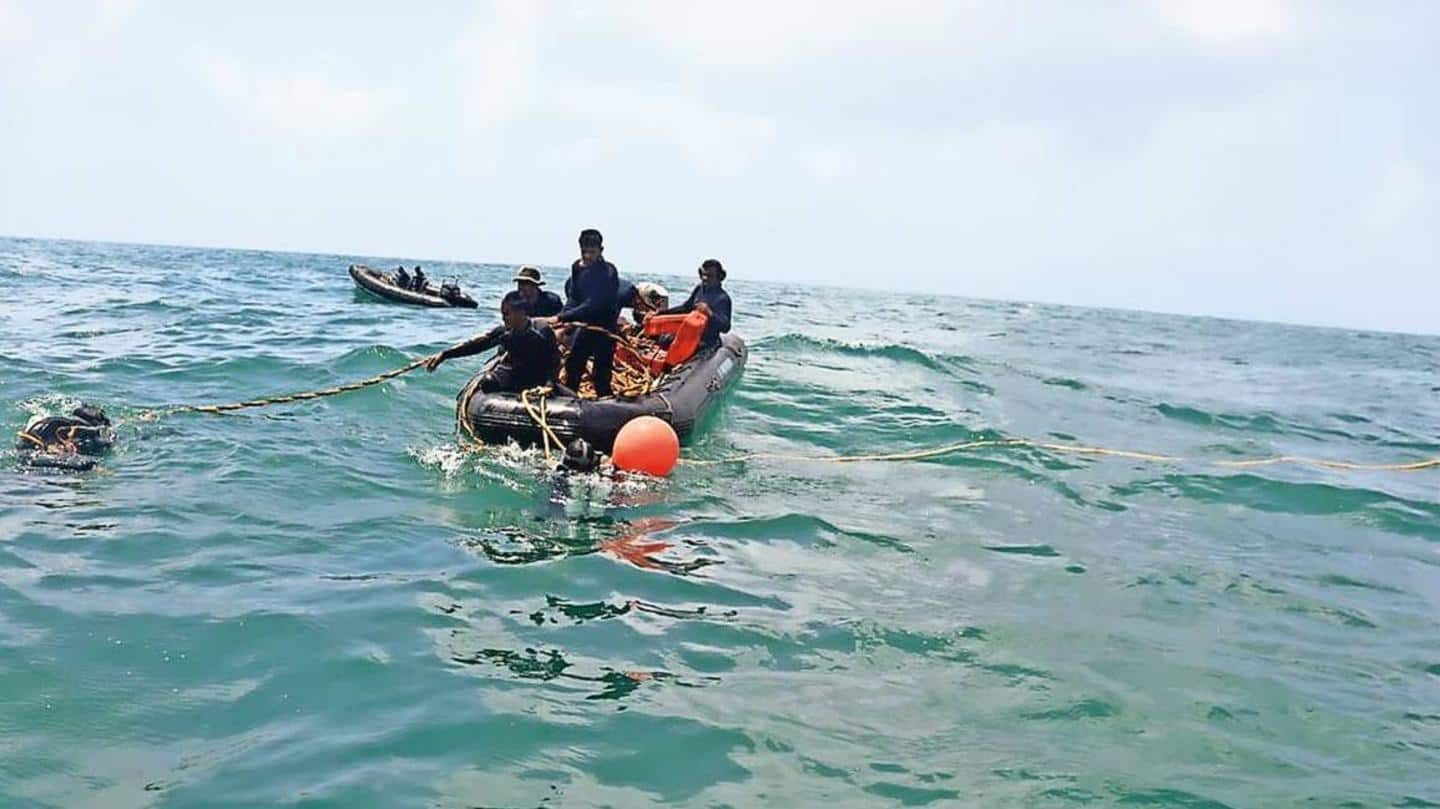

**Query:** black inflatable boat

left=349, top=265, right=478, bottom=308
left=459, top=333, right=746, bottom=452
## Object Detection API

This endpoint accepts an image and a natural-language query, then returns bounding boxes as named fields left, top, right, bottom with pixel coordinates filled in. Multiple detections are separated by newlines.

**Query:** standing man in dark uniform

left=655, top=258, right=733, bottom=349
left=541, top=228, right=620, bottom=397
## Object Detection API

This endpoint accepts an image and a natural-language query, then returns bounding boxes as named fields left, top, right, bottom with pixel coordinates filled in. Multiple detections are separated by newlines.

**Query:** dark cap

left=561, top=437, right=600, bottom=473
left=73, top=404, right=110, bottom=426
left=578, top=229, right=603, bottom=249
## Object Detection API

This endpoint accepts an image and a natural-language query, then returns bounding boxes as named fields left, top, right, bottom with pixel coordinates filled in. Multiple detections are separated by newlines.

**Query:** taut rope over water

left=682, top=438, right=1440, bottom=472
left=134, top=356, right=430, bottom=420
left=23, top=340, right=1432, bottom=476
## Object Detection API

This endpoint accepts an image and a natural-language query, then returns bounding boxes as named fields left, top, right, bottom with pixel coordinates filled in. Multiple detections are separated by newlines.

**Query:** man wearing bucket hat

left=513, top=265, right=563, bottom=317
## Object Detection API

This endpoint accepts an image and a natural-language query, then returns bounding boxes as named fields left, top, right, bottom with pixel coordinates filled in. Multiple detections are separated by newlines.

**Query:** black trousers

left=480, top=363, right=552, bottom=394
left=477, top=364, right=512, bottom=393
left=565, top=329, right=614, bottom=397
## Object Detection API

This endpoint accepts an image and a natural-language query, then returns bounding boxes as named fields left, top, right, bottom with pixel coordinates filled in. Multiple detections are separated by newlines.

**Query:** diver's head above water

left=72, top=404, right=110, bottom=427
left=560, top=438, right=601, bottom=474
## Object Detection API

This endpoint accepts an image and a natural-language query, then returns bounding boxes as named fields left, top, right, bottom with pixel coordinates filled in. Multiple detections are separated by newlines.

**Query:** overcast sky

left=1, top=1, right=1435, bottom=333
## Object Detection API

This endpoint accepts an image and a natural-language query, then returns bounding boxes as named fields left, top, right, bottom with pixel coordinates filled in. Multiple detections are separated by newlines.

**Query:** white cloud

left=261, top=77, right=378, bottom=129
left=196, top=51, right=382, bottom=132
left=0, top=0, right=1436, bottom=332
left=452, top=0, right=540, bottom=129
left=1154, top=0, right=1297, bottom=41
left=0, top=1, right=35, bottom=46
left=636, top=0, right=959, bottom=65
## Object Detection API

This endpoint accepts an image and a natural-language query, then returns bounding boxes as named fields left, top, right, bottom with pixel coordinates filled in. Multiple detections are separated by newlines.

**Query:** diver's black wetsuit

left=16, top=407, right=114, bottom=469
left=17, top=418, right=110, bottom=454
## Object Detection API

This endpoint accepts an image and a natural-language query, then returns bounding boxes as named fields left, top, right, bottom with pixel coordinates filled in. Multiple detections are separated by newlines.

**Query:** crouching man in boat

left=652, top=259, right=732, bottom=349
left=513, top=265, right=563, bottom=317
left=617, top=281, right=669, bottom=335
left=425, top=290, right=560, bottom=393
left=15, top=404, right=114, bottom=469
left=537, top=228, right=621, bottom=397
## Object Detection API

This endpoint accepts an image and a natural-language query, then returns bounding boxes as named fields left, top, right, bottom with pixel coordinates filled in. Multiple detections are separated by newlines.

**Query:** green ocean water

left=1, top=236, right=1438, bottom=808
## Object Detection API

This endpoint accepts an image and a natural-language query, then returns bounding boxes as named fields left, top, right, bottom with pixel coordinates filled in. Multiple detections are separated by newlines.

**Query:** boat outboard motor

left=439, top=279, right=463, bottom=303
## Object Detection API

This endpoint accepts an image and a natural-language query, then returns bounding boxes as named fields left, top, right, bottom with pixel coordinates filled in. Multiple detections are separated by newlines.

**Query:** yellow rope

left=519, top=387, right=566, bottom=461
left=540, top=393, right=551, bottom=461
left=453, top=353, right=497, bottom=451
left=134, top=356, right=430, bottom=420
left=558, top=323, right=661, bottom=397
left=1211, top=455, right=1440, bottom=471
left=682, top=438, right=1440, bottom=472
left=455, top=374, right=486, bottom=452
left=94, top=337, right=1432, bottom=478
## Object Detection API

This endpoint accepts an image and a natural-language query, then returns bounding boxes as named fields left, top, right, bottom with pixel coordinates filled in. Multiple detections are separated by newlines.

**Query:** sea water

left=2, top=237, right=1438, bottom=807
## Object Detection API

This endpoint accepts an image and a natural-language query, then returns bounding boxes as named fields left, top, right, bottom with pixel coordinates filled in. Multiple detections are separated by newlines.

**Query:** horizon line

left=3, top=230, right=1434, bottom=340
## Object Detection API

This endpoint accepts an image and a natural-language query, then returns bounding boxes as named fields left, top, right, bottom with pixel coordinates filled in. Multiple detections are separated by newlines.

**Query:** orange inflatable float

left=638, top=310, right=710, bottom=375
left=611, top=415, right=681, bottom=476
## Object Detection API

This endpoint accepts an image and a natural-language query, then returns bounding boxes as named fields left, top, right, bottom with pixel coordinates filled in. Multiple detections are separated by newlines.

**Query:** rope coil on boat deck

left=558, top=323, right=663, bottom=397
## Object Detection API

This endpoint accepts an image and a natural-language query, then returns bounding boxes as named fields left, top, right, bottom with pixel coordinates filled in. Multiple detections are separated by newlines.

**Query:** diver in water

left=549, top=437, right=615, bottom=517
left=558, top=437, right=606, bottom=474
left=425, top=290, right=560, bottom=392
left=15, top=404, right=114, bottom=468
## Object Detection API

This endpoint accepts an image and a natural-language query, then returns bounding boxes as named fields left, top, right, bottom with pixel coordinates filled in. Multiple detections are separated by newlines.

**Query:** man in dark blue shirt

left=513, top=265, right=563, bottom=317
left=540, top=228, right=620, bottom=397
left=655, top=258, right=733, bottom=349
left=426, top=290, right=560, bottom=393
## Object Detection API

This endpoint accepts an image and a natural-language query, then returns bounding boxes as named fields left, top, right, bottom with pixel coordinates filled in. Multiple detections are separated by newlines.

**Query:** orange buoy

left=611, top=416, right=680, bottom=477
